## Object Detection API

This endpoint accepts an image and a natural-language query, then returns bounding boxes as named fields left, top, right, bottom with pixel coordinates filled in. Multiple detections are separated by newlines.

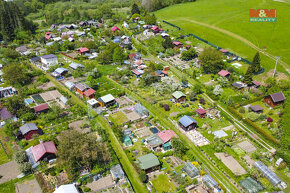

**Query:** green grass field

left=155, top=0, right=290, bottom=74
left=109, top=111, right=129, bottom=125
left=151, top=174, right=176, bottom=193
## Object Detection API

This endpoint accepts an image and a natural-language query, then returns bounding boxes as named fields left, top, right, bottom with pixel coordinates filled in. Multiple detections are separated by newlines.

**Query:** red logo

left=250, top=9, right=276, bottom=18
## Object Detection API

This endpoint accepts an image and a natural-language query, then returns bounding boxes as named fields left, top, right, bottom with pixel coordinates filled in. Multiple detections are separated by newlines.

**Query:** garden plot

left=134, top=127, right=152, bottom=138
left=243, top=155, right=255, bottom=168
left=186, top=130, right=209, bottom=146
left=69, top=120, right=90, bottom=133
left=215, top=153, right=247, bottom=176
left=121, top=106, right=141, bottom=122
left=0, top=161, right=21, bottom=184
left=237, top=140, right=256, bottom=153
left=86, top=174, right=115, bottom=192
left=31, top=94, right=45, bottom=104
left=15, top=179, right=42, bottom=193
left=109, top=111, right=129, bottom=125
left=37, top=81, right=56, bottom=90
left=39, top=90, right=66, bottom=108
left=115, top=96, right=133, bottom=107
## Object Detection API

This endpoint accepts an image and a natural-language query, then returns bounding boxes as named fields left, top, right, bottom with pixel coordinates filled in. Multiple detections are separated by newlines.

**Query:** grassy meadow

left=155, top=0, right=290, bottom=74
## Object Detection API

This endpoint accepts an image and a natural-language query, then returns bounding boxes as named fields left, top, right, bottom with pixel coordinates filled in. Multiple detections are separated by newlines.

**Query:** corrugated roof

left=172, top=91, right=186, bottom=99
left=34, top=103, right=49, bottom=113
left=157, top=130, right=177, bottom=143
left=100, top=94, right=115, bottom=103
left=218, top=70, right=230, bottom=77
left=32, top=141, right=57, bottom=162
left=269, top=91, right=286, bottom=103
left=179, top=115, right=197, bottom=127
left=53, top=184, right=79, bottom=193
left=137, top=153, right=160, bottom=170
left=20, top=123, right=38, bottom=135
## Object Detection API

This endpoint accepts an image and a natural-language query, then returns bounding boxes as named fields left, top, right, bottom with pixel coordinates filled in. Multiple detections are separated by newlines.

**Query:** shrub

left=239, top=107, right=245, bottom=114
left=248, top=112, right=259, bottom=122
left=19, top=162, right=32, bottom=174
left=83, top=187, right=91, bottom=192
left=14, top=150, right=28, bottom=164
left=267, top=117, right=273, bottom=122
left=164, top=104, right=170, bottom=111
left=259, top=114, right=267, bottom=120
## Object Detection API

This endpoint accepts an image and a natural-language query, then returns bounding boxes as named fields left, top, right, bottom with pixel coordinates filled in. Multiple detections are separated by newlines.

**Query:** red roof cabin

left=157, top=130, right=177, bottom=144
left=84, top=88, right=96, bottom=100
left=264, top=91, right=286, bottom=107
left=18, top=123, right=39, bottom=140
left=173, top=41, right=183, bottom=48
left=78, top=47, right=89, bottom=55
left=218, top=70, right=231, bottom=78
left=252, top=80, right=260, bottom=88
left=111, top=26, right=120, bottom=32
left=32, top=141, right=57, bottom=162
left=75, top=83, right=90, bottom=97
left=151, top=26, right=163, bottom=33
left=196, top=108, right=206, bottom=118
left=34, top=103, right=49, bottom=115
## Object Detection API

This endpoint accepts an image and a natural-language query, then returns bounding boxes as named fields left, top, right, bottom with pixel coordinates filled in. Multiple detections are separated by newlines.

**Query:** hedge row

left=237, top=96, right=264, bottom=107
left=228, top=107, right=280, bottom=145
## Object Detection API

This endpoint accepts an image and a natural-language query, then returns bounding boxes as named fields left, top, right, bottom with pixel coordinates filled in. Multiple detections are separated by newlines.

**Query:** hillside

left=0, top=0, right=35, bottom=41
left=155, top=0, right=290, bottom=74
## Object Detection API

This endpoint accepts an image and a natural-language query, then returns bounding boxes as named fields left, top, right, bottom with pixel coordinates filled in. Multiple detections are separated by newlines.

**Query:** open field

left=155, top=0, right=290, bottom=74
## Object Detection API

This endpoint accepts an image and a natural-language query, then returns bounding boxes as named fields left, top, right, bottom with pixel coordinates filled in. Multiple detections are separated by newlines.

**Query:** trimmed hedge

left=228, top=107, right=280, bottom=145
left=236, top=96, right=264, bottom=107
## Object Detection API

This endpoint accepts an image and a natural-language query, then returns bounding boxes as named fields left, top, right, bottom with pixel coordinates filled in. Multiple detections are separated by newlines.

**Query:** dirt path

left=168, top=18, right=289, bottom=73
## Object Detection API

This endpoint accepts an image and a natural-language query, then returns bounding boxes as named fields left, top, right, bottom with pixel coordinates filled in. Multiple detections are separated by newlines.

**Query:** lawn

left=155, top=0, right=290, bottom=74
left=0, top=128, right=14, bottom=164
left=109, top=112, right=129, bottom=125
left=0, top=143, right=9, bottom=165
left=151, top=174, right=176, bottom=193
left=0, top=175, right=34, bottom=193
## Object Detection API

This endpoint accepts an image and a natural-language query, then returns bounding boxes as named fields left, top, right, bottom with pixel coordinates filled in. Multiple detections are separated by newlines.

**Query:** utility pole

left=273, top=56, right=280, bottom=78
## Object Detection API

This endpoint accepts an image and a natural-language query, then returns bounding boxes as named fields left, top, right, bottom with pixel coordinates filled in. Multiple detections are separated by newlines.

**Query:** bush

left=83, top=187, right=91, bottom=192
left=139, top=171, right=148, bottom=183
left=248, top=112, right=259, bottom=122
left=164, top=104, right=170, bottom=111
left=259, top=114, right=267, bottom=120
left=267, top=117, right=273, bottom=122
left=14, top=150, right=28, bottom=164
left=239, top=107, right=245, bottom=114
left=19, top=162, right=32, bottom=174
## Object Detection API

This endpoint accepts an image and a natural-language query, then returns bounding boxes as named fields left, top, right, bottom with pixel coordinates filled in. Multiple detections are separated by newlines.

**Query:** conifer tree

left=252, top=52, right=261, bottom=73
left=131, top=3, right=140, bottom=15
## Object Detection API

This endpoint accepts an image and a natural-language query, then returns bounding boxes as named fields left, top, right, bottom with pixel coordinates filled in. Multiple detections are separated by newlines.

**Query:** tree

left=162, top=37, right=173, bottom=49
left=2, top=64, right=30, bottom=86
left=192, top=84, right=203, bottom=94
left=21, top=112, right=36, bottom=121
left=199, top=47, right=225, bottom=73
left=181, top=48, right=197, bottom=60
left=189, top=92, right=197, bottom=101
left=14, top=150, right=28, bottom=164
left=139, top=171, right=148, bottom=183
left=213, top=85, right=223, bottom=96
left=19, top=162, right=32, bottom=174
left=5, top=96, right=32, bottom=117
left=252, top=52, right=261, bottom=73
left=57, top=130, right=111, bottom=180
left=244, top=66, right=254, bottom=84
left=171, top=138, right=188, bottom=157
left=131, top=3, right=140, bottom=15
left=144, top=14, right=156, bottom=25
left=113, top=46, right=126, bottom=64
